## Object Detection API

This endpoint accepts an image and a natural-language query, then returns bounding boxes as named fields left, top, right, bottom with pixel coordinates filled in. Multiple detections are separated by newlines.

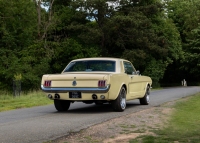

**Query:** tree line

left=0, top=0, right=199, bottom=92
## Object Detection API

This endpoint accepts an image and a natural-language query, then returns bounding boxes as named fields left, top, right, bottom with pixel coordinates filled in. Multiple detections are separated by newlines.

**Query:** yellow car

left=41, top=57, right=152, bottom=112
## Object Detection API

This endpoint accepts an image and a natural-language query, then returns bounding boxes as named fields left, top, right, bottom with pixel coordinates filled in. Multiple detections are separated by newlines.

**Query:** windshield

left=64, top=60, right=116, bottom=72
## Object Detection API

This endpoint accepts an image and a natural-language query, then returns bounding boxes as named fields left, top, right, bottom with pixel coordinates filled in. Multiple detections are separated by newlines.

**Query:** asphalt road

left=0, top=86, right=200, bottom=143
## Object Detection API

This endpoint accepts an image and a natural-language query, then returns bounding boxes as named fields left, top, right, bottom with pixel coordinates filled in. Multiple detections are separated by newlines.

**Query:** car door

left=123, top=61, right=143, bottom=99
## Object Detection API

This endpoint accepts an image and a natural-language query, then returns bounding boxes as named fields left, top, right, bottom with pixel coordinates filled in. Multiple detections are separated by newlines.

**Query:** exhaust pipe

left=92, top=94, right=97, bottom=100
left=54, top=93, right=60, bottom=99
left=48, top=94, right=53, bottom=99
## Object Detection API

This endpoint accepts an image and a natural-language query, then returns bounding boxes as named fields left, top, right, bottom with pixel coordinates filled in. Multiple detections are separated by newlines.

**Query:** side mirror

left=136, top=70, right=140, bottom=75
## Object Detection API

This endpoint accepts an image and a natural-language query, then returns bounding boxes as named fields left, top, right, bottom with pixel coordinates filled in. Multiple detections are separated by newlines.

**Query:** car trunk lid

left=42, top=73, right=111, bottom=88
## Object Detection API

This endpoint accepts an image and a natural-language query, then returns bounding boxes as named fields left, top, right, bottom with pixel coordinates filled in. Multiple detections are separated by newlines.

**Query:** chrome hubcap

left=146, top=94, right=150, bottom=103
left=120, top=89, right=126, bottom=109
left=146, top=87, right=150, bottom=103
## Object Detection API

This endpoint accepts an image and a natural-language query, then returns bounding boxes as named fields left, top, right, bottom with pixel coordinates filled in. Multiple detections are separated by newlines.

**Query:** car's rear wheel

left=139, top=85, right=150, bottom=105
left=112, top=87, right=126, bottom=112
left=54, top=99, right=70, bottom=111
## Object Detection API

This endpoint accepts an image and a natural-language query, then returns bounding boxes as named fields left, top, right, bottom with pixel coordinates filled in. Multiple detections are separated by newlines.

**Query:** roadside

left=1, top=89, right=199, bottom=143
left=0, top=91, right=52, bottom=112
left=51, top=101, right=175, bottom=143
left=51, top=93, right=200, bottom=143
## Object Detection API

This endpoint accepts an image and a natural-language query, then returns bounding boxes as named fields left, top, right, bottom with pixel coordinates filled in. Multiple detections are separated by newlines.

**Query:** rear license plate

left=69, top=92, right=82, bottom=98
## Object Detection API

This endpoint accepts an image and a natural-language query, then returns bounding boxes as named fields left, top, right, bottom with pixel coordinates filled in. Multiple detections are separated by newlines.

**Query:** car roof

left=71, top=57, right=127, bottom=62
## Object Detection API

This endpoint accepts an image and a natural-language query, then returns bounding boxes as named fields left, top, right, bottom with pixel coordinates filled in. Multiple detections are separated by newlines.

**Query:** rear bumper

left=41, top=85, right=110, bottom=93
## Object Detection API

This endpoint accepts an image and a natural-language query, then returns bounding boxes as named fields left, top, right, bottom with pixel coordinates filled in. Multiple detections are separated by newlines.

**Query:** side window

left=123, top=61, right=137, bottom=75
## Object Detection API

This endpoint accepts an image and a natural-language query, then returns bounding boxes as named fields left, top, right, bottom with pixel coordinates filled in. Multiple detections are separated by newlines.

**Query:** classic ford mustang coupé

left=41, top=58, right=152, bottom=112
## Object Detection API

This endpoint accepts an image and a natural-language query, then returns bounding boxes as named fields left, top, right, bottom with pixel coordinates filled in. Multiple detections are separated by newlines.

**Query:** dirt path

left=52, top=101, right=175, bottom=143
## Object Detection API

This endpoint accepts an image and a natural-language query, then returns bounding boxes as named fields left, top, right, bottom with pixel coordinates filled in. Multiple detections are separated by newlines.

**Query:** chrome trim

left=41, top=85, right=110, bottom=93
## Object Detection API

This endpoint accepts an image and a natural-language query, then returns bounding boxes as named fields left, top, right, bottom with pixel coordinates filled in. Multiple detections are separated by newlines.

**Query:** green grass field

left=0, top=91, right=53, bottom=112
left=130, top=93, right=200, bottom=143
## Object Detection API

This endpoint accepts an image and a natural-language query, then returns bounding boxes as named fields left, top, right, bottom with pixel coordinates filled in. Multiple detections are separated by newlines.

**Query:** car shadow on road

left=68, top=104, right=113, bottom=113
left=53, top=102, right=141, bottom=114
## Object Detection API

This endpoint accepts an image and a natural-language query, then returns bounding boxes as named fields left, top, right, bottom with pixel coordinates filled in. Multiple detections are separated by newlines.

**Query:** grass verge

left=0, top=91, right=52, bottom=112
left=129, top=93, right=200, bottom=143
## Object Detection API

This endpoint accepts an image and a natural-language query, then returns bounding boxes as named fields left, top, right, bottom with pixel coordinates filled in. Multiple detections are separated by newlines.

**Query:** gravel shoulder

left=51, top=100, right=176, bottom=143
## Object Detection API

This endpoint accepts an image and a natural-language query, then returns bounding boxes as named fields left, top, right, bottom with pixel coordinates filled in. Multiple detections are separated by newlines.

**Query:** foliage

left=19, top=41, right=52, bottom=90
left=111, top=0, right=182, bottom=83
left=45, top=3, right=101, bottom=73
left=0, top=0, right=199, bottom=91
left=162, top=0, right=200, bottom=84
left=14, top=74, right=22, bottom=81
left=143, top=59, right=168, bottom=87
left=184, top=26, right=200, bottom=77
left=50, top=39, right=100, bottom=73
left=0, top=0, right=38, bottom=90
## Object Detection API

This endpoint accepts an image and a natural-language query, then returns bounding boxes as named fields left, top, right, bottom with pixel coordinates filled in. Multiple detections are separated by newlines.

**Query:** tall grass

left=0, top=91, right=53, bottom=112
left=130, top=93, right=200, bottom=143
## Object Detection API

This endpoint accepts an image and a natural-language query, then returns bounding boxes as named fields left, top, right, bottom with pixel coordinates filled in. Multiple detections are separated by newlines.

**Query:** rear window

left=64, top=60, right=116, bottom=72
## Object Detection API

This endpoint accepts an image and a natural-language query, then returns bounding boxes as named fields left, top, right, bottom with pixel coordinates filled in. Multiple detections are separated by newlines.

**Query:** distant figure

left=182, top=79, right=187, bottom=86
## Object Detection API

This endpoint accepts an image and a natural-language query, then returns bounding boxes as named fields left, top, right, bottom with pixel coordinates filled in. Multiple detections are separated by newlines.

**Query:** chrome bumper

left=41, top=85, right=110, bottom=93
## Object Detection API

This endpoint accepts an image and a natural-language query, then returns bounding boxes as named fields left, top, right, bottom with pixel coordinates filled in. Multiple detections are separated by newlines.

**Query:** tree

left=0, top=0, right=188, bottom=91
left=162, top=0, right=200, bottom=85
left=184, top=26, right=200, bottom=79
left=36, top=0, right=101, bottom=73
left=65, top=0, right=182, bottom=86
left=0, top=0, right=38, bottom=90
left=104, top=0, right=182, bottom=85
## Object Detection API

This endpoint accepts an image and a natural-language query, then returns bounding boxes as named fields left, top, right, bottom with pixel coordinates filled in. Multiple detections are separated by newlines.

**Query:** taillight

left=98, top=80, right=106, bottom=87
left=44, top=80, right=51, bottom=87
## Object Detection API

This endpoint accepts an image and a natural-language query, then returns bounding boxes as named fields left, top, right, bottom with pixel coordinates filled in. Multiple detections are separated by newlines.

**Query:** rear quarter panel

left=108, top=73, right=129, bottom=100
